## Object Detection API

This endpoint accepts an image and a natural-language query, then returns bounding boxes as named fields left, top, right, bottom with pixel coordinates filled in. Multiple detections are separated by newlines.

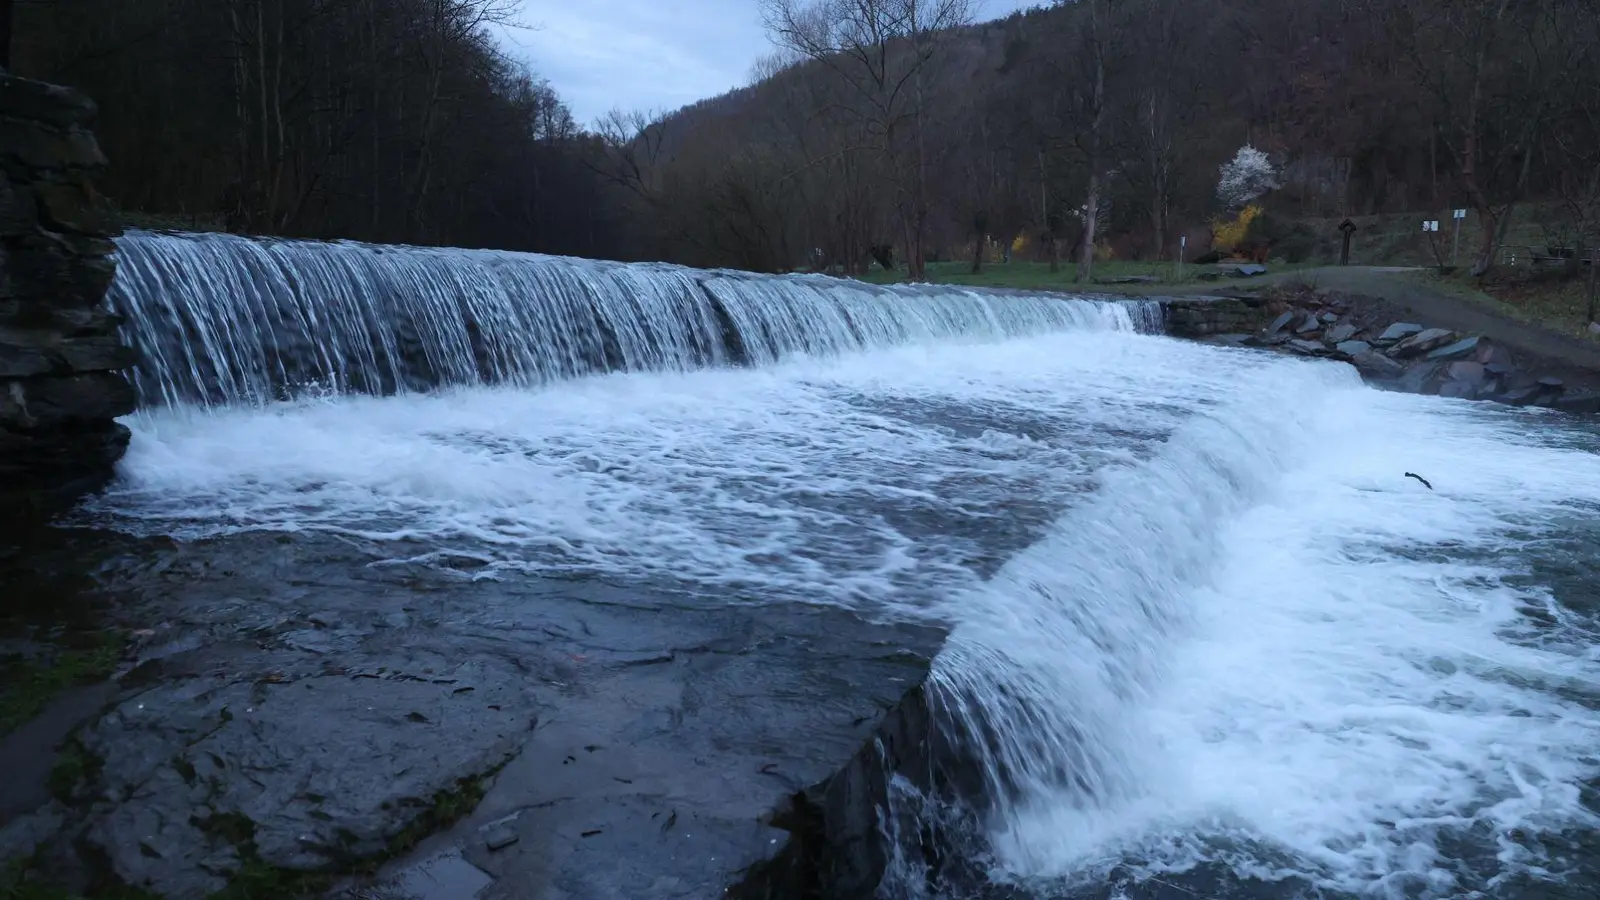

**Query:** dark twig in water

left=1405, top=472, right=1434, bottom=490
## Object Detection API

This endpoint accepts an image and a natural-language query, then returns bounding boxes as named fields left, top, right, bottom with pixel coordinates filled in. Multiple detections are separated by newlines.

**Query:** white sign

left=1423, top=221, right=1440, bottom=232
left=1454, top=209, right=1467, bottom=219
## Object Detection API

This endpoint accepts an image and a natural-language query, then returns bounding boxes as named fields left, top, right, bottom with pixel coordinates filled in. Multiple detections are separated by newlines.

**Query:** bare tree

left=761, top=0, right=974, bottom=281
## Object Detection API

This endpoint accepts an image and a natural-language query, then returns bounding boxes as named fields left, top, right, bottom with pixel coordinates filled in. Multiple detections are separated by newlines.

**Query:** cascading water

left=81, top=233, right=1600, bottom=899
left=107, top=230, right=1156, bottom=407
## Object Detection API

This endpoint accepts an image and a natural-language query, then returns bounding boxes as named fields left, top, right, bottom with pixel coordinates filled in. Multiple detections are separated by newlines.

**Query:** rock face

left=0, top=74, right=134, bottom=499
left=1159, top=296, right=1272, bottom=338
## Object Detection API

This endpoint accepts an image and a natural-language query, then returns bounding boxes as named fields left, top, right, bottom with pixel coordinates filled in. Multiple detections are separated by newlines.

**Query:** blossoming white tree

left=1217, top=145, right=1279, bottom=210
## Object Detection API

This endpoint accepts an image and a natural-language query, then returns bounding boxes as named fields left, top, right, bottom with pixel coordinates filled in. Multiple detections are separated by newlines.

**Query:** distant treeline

left=14, top=0, right=626, bottom=258
left=14, top=0, right=1600, bottom=278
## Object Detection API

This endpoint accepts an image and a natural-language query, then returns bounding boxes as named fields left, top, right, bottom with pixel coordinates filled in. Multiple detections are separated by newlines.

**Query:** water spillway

left=54, top=232, right=1600, bottom=899
left=107, top=230, right=1157, bottom=408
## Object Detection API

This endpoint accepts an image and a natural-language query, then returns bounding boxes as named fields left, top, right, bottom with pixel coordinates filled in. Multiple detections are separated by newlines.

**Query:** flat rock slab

left=1390, top=328, right=1456, bottom=359
left=10, top=531, right=943, bottom=900
left=1326, top=323, right=1359, bottom=344
left=1335, top=340, right=1372, bottom=358
left=1427, top=336, right=1481, bottom=361
left=1377, top=322, right=1424, bottom=344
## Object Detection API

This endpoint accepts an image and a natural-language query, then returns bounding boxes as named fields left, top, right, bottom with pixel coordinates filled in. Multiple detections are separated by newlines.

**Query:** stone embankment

left=1161, top=290, right=1600, bottom=413
left=0, top=74, right=135, bottom=502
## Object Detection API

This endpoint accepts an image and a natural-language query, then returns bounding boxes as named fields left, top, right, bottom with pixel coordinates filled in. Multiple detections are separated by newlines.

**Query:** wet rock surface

left=0, top=528, right=943, bottom=899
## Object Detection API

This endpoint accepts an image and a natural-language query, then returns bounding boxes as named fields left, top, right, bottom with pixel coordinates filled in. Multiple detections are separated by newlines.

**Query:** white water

left=91, top=324, right=1600, bottom=896
left=108, top=231, right=1151, bottom=408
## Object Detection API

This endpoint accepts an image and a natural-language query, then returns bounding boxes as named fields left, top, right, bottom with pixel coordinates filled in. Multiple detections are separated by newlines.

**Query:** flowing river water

left=20, top=231, right=1600, bottom=898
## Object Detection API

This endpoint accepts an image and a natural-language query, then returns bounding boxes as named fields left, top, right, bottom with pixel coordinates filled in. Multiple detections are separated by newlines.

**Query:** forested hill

left=12, top=0, right=627, bottom=259
left=13, top=0, right=1600, bottom=278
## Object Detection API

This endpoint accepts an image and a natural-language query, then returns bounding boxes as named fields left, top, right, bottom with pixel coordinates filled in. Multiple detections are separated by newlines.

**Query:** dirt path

left=1204, top=266, right=1600, bottom=371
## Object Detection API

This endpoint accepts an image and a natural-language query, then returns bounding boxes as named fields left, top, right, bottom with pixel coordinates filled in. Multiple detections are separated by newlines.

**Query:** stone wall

left=0, top=74, right=135, bottom=497
left=1159, top=295, right=1274, bottom=338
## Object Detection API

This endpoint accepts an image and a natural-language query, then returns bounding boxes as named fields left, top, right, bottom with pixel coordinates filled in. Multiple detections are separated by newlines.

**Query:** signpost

left=1451, top=208, right=1466, bottom=265
left=1338, top=219, right=1357, bottom=266
left=1178, top=234, right=1186, bottom=281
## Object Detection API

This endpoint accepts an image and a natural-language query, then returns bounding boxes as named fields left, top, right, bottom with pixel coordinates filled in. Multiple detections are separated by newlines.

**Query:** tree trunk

left=1076, top=0, right=1105, bottom=283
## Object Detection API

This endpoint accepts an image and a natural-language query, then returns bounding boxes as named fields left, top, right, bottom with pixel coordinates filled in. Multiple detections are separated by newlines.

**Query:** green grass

left=0, top=635, right=124, bottom=737
left=854, top=259, right=1316, bottom=293
left=1409, top=267, right=1600, bottom=343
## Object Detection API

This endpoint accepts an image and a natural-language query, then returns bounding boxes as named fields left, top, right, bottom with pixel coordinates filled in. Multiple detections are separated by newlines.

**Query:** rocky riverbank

left=1163, top=286, right=1600, bottom=413
left=0, top=74, right=136, bottom=508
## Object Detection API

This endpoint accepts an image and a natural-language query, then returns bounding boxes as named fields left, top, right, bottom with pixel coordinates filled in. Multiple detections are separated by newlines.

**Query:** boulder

left=1554, top=392, right=1600, bottom=414
left=1390, top=328, right=1456, bottom=359
left=1287, top=339, right=1328, bottom=356
left=0, top=76, right=99, bottom=129
left=1326, top=323, right=1359, bottom=344
left=1501, top=385, right=1542, bottom=406
left=1265, top=311, right=1295, bottom=335
left=0, top=371, right=136, bottom=428
left=1351, top=350, right=1405, bottom=378
left=1335, top=340, right=1372, bottom=358
left=33, top=181, right=121, bottom=236
left=1377, top=322, right=1424, bottom=344
left=1476, top=340, right=1514, bottom=368
left=1439, top=381, right=1477, bottom=400
left=1447, top=361, right=1486, bottom=384
left=1294, top=312, right=1322, bottom=335
left=1398, top=360, right=1446, bottom=394
left=1538, top=376, right=1566, bottom=390
left=1426, top=336, right=1481, bottom=361
left=1319, top=312, right=1339, bottom=324
left=0, top=170, right=38, bottom=237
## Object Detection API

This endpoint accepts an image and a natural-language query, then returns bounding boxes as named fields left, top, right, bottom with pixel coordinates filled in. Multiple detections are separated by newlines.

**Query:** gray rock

left=1351, top=350, right=1406, bottom=378
left=1501, top=385, right=1542, bottom=406
left=78, top=661, right=539, bottom=895
left=1538, top=376, right=1566, bottom=390
left=1335, top=340, right=1371, bottom=358
left=0, top=170, right=38, bottom=237
left=0, top=75, right=100, bottom=129
left=1319, top=312, right=1339, bottom=324
left=1477, top=341, right=1514, bottom=368
left=1231, top=264, right=1268, bottom=277
left=1439, top=381, right=1477, bottom=399
left=1326, top=323, right=1359, bottom=344
left=1287, top=339, right=1328, bottom=355
left=0, top=372, right=135, bottom=428
left=480, top=815, right=521, bottom=852
left=1294, top=313, right=1322, bottom=334
left=0, top=339, right=55, bottom=377
left=1448, top=361, right=1486, bottom=385
left=1398, top=360, right=1446, bottom=394
left=1390, top=328, right=1456, bottom=359
left=1426, top=336, right=1481, bottom=360
left=1377, top=322, right=1424, bottom=344
left=1266, top=311, right=1295, bottom=335
left=1555, top=392, right=1600, bottom=414
left=1590, top=322, right=1600, bottom=335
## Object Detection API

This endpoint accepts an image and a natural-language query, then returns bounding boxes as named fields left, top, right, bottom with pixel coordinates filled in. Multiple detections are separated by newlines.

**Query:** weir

left=107, top=230, right=1163, bottom=408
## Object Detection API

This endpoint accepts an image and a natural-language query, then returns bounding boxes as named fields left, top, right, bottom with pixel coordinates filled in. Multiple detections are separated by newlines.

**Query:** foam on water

left=926, top=368, right=1600, bottom=898
left=88, top=317, right=1600, bottom=896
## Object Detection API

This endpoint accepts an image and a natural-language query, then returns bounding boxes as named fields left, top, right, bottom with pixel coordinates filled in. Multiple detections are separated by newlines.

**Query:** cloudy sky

left=500, top=0, right=1042, bottom=127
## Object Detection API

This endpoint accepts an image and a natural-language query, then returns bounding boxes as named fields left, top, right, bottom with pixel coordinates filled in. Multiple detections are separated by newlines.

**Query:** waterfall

left=106, top=231, right=1160, bottom=408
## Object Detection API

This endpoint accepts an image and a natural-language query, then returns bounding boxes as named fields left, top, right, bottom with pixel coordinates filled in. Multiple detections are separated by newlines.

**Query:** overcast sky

left=500, top=0, right=1042, bottom=127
